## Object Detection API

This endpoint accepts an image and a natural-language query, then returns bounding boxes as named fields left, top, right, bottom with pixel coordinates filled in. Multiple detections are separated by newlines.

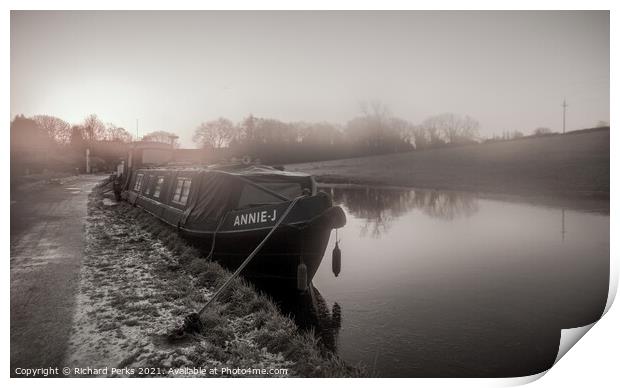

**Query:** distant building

left=127, top=141, right=210, bottom=171
left=172, top=148, right=206, bottom=164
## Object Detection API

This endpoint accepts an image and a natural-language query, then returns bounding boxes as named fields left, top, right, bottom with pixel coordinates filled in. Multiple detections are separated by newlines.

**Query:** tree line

left=10, top=113, right=189, bottom=176
left=18, top=105, right=606, bottom=176
left=12, top=105, right=610, bottom=177
left=10, top=113, right=134, bottom=177
left=11, top=105, right=485, bottom=176
left=192, top=104, right=482, bottom=164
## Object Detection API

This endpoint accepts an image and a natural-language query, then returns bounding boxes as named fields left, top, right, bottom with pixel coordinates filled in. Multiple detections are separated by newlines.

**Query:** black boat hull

left=182, top=221, right=333, bottom=290
left=177, top=194, right=345, bottom=290
left=129, top=190, right=345, bottom=291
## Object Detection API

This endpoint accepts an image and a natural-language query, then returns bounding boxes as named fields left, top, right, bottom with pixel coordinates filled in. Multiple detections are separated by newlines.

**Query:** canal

left=295, top=185, right=609, bottom=377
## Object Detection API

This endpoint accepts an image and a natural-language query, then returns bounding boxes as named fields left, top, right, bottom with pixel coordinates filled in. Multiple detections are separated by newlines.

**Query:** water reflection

left=325, top=186, right=478, bottom=237
left=311, top=185, right=609, bottom=377
left=287, top=287, right=342, bottom=353
left=254, top=283, right=342, bottom=353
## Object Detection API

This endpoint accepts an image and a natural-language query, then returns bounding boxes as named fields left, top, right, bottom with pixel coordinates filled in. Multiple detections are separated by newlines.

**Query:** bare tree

left=296, top=121, right=343, bottom=146
left=70, top=125, right=85, bottom=148
left=193, top=118, right=236, bottom=149
left=105, top=123, right=133, bottom=142
left=419, top=117, right=445, bottom=147
left=359, top=100, right=391, bottom=121
left=346, top=101, right=414, bottom=153
left=255, top=118, right=297, bottom=144
left=82, top=114, right=107, bottom=142
left=33, top=115, right=72, bottom=145
left=420, top=113, right=479, bottom=146
left=142, top=130, right=179, bottom=147
left=359, top=100, right=391, bottom=149
left=459, top=115, right=480, bottom=143
left=411, top=125, right=430, bottom=149
left=533, top=127, right=552, bottom=136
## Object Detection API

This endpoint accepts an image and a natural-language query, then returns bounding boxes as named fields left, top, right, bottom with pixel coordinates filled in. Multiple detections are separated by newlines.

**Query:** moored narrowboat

left=121, top=164, right=346, bottom=291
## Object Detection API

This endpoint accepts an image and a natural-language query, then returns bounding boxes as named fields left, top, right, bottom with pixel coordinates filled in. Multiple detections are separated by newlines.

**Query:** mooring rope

left=205, top=215, right=228, bottom=261
left=197, top=194, right=304, bottom=317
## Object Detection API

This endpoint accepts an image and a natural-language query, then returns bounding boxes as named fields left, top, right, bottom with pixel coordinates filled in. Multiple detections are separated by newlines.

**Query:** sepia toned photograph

left=9, top=8, right=611, bottom=380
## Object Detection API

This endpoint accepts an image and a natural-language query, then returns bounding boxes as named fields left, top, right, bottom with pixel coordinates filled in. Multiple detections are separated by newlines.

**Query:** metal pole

left=562, top=98, right=568, bottom=134
left=561, top=209, right=566, bottom=242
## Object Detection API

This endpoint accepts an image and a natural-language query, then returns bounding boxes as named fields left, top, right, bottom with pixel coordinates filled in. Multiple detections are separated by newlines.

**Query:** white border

left=3, top=2, right=616, bottom=387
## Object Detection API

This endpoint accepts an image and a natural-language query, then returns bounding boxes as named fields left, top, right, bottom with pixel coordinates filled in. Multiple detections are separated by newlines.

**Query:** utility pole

left=562, top=98, right=568, bottom=134
left=136, top=119, right=139, bottom=140
left=561, top=208, right=566, bottom=242
left=85, top=147, right=91, bottom=174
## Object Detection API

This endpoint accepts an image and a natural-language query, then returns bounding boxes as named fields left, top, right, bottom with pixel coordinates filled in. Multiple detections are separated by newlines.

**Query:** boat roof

left=130, top=163, right=313, bottom=229
left=136, top=163, right=310, bottom=178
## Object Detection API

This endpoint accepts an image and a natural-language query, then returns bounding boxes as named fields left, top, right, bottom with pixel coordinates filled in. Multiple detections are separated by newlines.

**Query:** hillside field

left=287, top=128, right=609, bottom=199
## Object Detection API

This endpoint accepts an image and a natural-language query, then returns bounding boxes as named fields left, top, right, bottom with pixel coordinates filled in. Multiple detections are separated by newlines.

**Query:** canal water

left=295, top=185, right=609, bottom=377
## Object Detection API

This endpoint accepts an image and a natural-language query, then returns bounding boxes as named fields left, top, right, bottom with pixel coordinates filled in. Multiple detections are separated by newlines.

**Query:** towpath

left=10, top=174, right=105, bottom=376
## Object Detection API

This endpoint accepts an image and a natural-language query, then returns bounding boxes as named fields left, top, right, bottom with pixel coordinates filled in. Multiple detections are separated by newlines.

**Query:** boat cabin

left=125, top=164, right=317, bottom=231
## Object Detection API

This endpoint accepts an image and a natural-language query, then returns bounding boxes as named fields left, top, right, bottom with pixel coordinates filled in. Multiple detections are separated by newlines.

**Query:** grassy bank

left=67, top=184, right=361, bottom=377
left=287, top=128, right=609, bottom=199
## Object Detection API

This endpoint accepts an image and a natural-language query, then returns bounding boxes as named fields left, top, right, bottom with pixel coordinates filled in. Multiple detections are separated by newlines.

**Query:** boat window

left=172, top=177, right=192, bottom=205
left=172, top=179, right=183, bottom=203
left=237, top=182, right=302, bottom=207
left=179, top=180, right=191, bottom=204
left=144, top=175, right=154, bottom=195
left=153, top=176, right=165, bottom=198
left=134, top=173, right=144, bottom=192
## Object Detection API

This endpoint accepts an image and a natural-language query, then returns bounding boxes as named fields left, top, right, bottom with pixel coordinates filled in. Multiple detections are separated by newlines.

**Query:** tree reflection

left=255, top=283, right=342, bottom=354
left=415, top=190, right=479, bottom=220
left=326, top=186, right=479, bottom=237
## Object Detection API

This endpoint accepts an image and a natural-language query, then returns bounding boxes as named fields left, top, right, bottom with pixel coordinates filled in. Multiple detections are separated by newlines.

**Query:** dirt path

left=10, top=175, right=105, bottom=375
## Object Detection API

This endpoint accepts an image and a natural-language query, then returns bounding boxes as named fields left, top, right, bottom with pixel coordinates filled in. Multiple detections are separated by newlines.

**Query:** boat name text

left=233, top=209, right=277, bottom=227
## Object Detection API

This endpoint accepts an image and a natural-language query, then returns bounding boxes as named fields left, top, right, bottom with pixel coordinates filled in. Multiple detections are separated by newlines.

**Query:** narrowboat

left=121, top=164, right=346, bottom=291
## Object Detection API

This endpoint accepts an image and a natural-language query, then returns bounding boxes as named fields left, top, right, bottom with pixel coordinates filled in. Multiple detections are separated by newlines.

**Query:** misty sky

left=11, top=11, right=609, bottom=147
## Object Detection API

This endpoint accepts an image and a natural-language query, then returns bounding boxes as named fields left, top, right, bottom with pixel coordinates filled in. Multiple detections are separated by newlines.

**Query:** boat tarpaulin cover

left=181, top=165, right=313, bottom=230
